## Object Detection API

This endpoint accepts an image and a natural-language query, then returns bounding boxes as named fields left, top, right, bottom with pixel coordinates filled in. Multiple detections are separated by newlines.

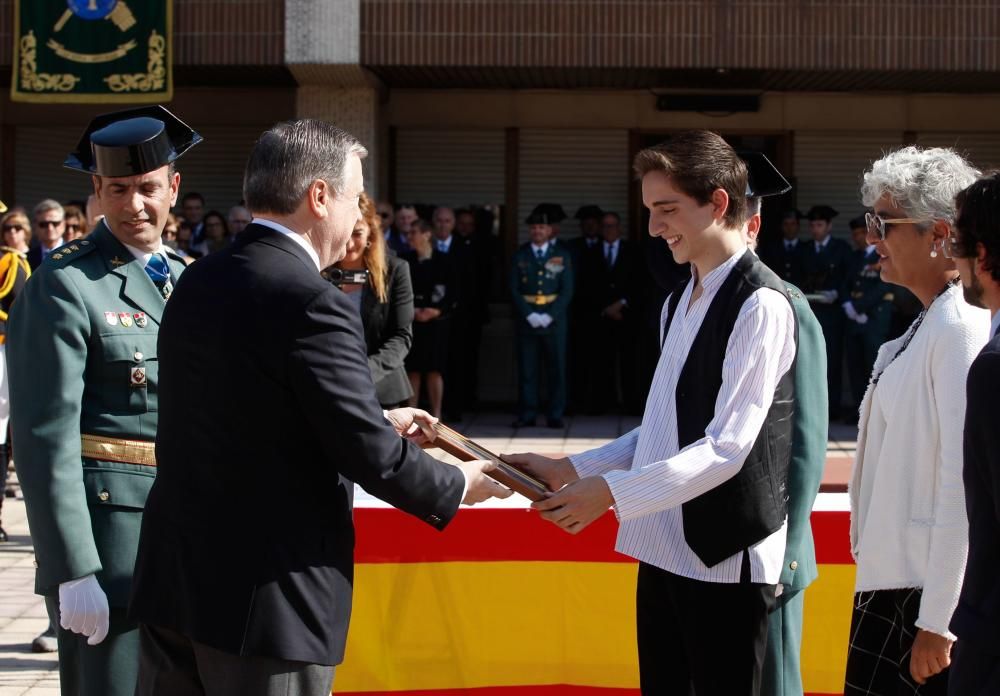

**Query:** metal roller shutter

left=395, top=129, right=506, bottom=208
left=518, top=129, right=628, bottom=245
left=916, top=133, right=1000, bottom=172
left=14, top=125, right=262, bottom=218
left=794, top=131, right=903, bottom=234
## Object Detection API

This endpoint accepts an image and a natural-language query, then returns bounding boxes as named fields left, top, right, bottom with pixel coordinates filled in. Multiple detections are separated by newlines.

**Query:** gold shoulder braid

left=0, top=248, right=29, bottom=322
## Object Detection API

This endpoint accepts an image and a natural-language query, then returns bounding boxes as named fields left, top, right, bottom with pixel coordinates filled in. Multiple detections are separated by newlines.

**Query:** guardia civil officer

left=842, top=214, right=894, bottom=421
left=510, top=207, right=574, bottom=428
left=8, top=106, right=199, bottom=696
left=799, top=204, right=852, bottom=418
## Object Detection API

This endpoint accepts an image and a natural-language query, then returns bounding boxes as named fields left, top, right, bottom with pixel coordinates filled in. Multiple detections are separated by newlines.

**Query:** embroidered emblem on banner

left=130, top=366, right=146, bottom=387
left=118, top=312, right=133, bottom=328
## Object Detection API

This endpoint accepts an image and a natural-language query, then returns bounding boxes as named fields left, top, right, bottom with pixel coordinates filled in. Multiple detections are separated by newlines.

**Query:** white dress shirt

left=603, top=239, right=619, bottom=266
left=571, top=249, right=796, bottom=583
left=530, top=241, right=549, bottom=258
left=252, top=217, right=321, bottom=271
left=436, top=235, right=453, bottom=254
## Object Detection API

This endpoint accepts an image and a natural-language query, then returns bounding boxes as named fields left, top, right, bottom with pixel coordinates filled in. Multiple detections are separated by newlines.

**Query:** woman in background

left=0, top=211, right=30, bottom=255
left=402, top=218, right=456, bottom=419
left=331, top=193, right=414, bottom=408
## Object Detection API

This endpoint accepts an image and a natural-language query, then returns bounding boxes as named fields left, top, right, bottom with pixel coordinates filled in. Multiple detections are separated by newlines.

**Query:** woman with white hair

left=845, top=147, right=990, bottom=694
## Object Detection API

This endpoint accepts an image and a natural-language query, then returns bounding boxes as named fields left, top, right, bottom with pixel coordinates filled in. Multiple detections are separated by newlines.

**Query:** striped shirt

left=570, top=249, right=796, bottom=584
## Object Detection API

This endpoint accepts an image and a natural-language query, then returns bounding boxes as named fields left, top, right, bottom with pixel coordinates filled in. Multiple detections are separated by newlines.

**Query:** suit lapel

left=91, top=222, right=167, bottom=325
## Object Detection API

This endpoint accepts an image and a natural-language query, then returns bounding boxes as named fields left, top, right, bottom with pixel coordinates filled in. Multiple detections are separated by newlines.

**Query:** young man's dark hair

left=632, top=130, right=749, bottom=229
left=955, top=171, right=1000, bottom=281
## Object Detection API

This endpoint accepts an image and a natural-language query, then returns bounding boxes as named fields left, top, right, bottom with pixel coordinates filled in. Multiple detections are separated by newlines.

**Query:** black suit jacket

left=594, top=239, right=640, bottom=314
left=361, top=254, right=414, bottom=406
left=951, top=331, right=1000, bottom=651
left=129, top=224, right=465, bottom=665
left=26, top=244, right=43, bottom=271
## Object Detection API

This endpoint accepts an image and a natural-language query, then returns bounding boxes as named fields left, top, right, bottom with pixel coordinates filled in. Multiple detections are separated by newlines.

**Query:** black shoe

left=511, top=419, right=535, bottom=428
left=546, top=418, right=566, bottom=429
left=31, top=626, right=57, bottom=653
left=0, top=525, right=7, bottom=542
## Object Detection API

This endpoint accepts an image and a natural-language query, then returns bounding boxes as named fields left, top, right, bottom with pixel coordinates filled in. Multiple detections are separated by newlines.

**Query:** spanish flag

left=336, top=495, right=854, bottom=696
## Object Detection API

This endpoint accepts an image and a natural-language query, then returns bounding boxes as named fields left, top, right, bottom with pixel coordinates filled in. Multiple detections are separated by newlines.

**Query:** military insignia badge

left=133, top=312, right=147, bottom=328
left=544, top=256, right=565, bottom=274
left=111, top=257, right=126, bottom=267
left=118, top=312, right=133, bottom=328
left=130, top=367, right=146, bottom=387
left=104, top=311, right=117, bottom=326
left=52, top=253, right=63, bottom=260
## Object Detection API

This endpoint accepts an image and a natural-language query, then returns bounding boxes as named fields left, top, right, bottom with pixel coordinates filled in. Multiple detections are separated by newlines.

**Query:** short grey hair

left=33, top=199, right=64, bottom=220
left=861, top=146, right=981, bottom=226
left=243, top=119, right=368, bottom=215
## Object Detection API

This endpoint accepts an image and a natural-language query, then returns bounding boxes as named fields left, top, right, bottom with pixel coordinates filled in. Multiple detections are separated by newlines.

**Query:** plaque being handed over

left=431, top=423, right=550, bottom=501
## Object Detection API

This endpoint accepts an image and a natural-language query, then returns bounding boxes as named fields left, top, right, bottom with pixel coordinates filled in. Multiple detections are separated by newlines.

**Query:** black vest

left=663, top=250, right=797, bottom=568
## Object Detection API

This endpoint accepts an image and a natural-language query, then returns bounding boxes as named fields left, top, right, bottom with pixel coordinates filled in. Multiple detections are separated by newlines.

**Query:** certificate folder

left=432, top=423, right=550, bottom=501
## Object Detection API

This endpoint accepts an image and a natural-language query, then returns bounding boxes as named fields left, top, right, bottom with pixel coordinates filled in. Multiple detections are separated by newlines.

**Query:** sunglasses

left=36, top=220, right=64, bottom=228
left=2, top=224, right=24, bottom=232
left=865, top=212, right=931, bottom=241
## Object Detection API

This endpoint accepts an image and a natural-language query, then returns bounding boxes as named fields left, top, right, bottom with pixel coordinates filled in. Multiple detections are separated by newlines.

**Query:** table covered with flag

left=335, top=491, right=855, bottom=696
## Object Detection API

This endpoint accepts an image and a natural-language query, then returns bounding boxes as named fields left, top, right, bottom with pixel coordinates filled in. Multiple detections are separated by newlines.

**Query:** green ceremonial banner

left=12, top=0, right=172, bottom=104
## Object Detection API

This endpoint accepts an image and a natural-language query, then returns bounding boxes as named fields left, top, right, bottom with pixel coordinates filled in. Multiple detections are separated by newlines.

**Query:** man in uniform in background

left=760, top=209, right=805, bottom=284
left=799, top=204, right=852, bottom=419
left=8, top=105, right=199, bottom=696
left=842, top=214, right=894, bottom=423
left=509, top=207, right=574, bottom=428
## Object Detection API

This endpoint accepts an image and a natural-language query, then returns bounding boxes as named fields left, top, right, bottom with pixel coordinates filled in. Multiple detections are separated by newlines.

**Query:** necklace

left=871, top=276, right=960, bottom=387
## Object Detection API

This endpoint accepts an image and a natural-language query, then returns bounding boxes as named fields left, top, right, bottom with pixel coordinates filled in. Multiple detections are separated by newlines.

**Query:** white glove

left=856, top=313, right=869, bottom=325
left=818, top=289, right=838, bottom=304
left=58, top=574, right=109, bottom=645
left=526, top=312, right=543, bottom=328
left=842, top=301, right=859, bottom=321
left=537, top=313, right=553, bottom=328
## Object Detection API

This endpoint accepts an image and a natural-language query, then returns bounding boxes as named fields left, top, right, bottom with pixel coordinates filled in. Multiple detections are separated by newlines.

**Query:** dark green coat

left=780, top=283, right=828, bottom=591
left=845, top=247, right=894, bottom=336
left=509, top=241, right=574, bottom=330
left=8, top=221, right=185, bottom=606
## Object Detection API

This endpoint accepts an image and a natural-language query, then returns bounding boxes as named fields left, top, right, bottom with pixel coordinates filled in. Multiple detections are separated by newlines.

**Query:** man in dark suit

left=565, top=204, right=605, bottom=414
left=593, top=211, right=642, bottom=414
left=948, top=173, right=1000, bottom=695
left=759, top=209, right=804, bottom=284
left=27, top=199, right=67, bottom=270
left=799, top=204, right=852, bottom=419
left=129, top=120, right=508, bottom=696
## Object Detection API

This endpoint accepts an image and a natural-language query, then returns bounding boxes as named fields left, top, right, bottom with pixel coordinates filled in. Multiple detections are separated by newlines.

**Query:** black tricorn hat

left=574, top=204, right=604, bottom=221
left=739, top=151, right=792, bottom=199
left=526, top=202, right=566, bottom=225
left=64, top=105, right=203, bottom=177
left=806, top=204, right=839, bottom=221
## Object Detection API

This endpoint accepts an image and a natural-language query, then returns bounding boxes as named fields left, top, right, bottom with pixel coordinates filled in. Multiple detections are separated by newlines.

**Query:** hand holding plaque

left=432, top=423, right=552, bottom=501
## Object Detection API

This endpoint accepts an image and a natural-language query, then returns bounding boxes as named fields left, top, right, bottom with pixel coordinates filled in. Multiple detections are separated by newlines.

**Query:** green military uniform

left=509, top=240, right=574, bottom=425
left=843, top=247, right=893, bottom=414
left=9, top=223, right=186, bottom=695
left=8, top=105, right=200, bottom=696
left=762, top=283, right=828, bottom=696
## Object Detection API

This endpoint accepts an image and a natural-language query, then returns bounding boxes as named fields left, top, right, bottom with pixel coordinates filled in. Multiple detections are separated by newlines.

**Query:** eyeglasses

left=36, top=220, right=64, bottom=228
left=66, top=223, right=82, bottom=232
left=865, top=212, right=930, bottom=241
left=2, top=224, right=24, bottom=232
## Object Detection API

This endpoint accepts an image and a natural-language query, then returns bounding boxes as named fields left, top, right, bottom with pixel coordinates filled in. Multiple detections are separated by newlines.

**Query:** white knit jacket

left=849, top=284, right=989, bottom=639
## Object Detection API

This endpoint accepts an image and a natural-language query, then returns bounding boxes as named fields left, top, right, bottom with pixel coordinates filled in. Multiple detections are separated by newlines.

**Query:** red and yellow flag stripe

left=337, top=500, right=854, bottom=696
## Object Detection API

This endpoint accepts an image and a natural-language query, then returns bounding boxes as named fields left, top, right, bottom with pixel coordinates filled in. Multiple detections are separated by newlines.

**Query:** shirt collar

left=865, top=244, right=877, bottom=255
left=531, top=241, right=549, bottom=256
left=990, top=310, right=1000, bottom=339
left=697, top=248, right=745, bottom=295
left=121, top=240, right=167, bottom=265
left=815, top=235, right=830, bottom=249
left=253, top=217, right=321, bottom=271
left=437, top=235, right=453, bottom=252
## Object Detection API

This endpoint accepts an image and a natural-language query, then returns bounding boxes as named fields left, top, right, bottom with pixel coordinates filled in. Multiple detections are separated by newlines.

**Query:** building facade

left=2, top=0, right=998, bottom=401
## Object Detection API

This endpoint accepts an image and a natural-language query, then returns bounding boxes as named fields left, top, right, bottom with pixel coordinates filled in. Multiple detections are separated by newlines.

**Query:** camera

left=322, top=267, right=370, bottom=286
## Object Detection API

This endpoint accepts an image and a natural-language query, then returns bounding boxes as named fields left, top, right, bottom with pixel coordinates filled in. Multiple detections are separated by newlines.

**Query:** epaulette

left=45, top=239, right=97, bottom=265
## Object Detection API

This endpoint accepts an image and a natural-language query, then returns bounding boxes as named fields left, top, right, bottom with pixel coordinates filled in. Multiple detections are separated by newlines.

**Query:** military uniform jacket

left=780, top=283, right=828, bottom=590
left=7, top=221, right=185, bottom=605
left=798, top=236, right=852, bottom=301
left=509, top=242, right=574, bottom=332
left=845, top=248, right=894, bottom=333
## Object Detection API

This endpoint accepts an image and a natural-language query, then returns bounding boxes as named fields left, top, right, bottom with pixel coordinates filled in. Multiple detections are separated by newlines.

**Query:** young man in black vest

left=506, top=131, right=798, bottom=696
